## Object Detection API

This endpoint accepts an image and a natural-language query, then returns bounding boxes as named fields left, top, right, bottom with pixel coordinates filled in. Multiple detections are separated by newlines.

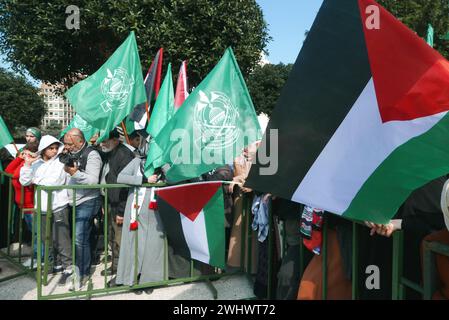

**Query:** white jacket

left=20, top=156, right=69, bottom=213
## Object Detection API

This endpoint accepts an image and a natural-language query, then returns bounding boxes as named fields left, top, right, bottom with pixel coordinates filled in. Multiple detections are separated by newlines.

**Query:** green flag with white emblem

left=144, top=63, right=174, bottom=177
left=65, top=31, right=146, bottom=142
left=154, top=47, right=261, bottom=182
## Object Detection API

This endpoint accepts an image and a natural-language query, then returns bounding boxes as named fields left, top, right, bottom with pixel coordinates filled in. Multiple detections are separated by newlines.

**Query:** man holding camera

left=62, top=128, right=103, bottom=288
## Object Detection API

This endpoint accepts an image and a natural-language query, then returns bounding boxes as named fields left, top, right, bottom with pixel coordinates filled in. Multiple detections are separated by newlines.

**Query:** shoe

left=53, top=265, right=64, bottom=273
left=57, top=270, right=73, bottom=287
left=100, top=267, right=116, bottom=276
left=106, top=278, right=122, bottom=288
left=22, top=258, right=43, bottom=269
left=80, top=276, right=89, bottom=289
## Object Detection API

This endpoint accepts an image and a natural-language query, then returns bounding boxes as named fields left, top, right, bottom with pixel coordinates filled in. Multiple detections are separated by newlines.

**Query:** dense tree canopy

left=0, top=0, right=270, bottom=88
left=246, top=63, right=293, bottom=116
left=0, top=68, right=45, bottom=134
left=379, top=0, right=449, bottom=58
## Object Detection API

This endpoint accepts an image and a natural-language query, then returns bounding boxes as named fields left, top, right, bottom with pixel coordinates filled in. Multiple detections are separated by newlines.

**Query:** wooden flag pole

left=12, top=142, right=19, bottom=155
left=120, top=121, right=131, bottom=145
left=145, top=101, right=151, bottom=123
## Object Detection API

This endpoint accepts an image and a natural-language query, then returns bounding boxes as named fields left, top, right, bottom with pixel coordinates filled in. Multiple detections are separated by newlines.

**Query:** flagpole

left=145, top=101, right=150, bottom=123
left=12, top=142, right=19, bottom=155
left=120, top=121, right=131, bottom=145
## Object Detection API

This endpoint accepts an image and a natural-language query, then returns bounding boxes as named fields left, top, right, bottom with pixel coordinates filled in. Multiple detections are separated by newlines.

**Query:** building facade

left=39, top=83, right=74, bottom=128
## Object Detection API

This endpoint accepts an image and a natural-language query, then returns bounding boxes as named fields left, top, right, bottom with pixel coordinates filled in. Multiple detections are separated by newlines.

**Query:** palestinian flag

left=156, top=182, right=225, bottom=269
left=246, top=0, right=449, bottom=224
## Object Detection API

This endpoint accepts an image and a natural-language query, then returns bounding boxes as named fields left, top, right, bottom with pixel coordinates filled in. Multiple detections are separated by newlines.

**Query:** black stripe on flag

left=246, top=0, right=372, bottom=200
left=157, top=196, right=191, bottom=260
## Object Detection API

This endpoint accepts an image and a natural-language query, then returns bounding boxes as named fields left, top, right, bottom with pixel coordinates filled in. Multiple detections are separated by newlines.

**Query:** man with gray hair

left=62, top=128, right=103, bottom=289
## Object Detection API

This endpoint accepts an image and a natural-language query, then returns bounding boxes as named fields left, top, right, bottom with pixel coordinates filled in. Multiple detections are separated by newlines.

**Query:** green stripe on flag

left=343, top=112, right=449, bottom=224
left=203, top=187, right=225, bottom=269
left=0, top=116, right=14, bottom=149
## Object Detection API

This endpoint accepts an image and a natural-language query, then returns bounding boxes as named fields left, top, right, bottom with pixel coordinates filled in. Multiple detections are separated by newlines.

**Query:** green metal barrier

left=0, top=170, right=36, bottom=283
left=1, top=168, right=428, bottom=300
left=33, top=182, right=251, bottom=300
left=263, top=201, right=415, bottom=301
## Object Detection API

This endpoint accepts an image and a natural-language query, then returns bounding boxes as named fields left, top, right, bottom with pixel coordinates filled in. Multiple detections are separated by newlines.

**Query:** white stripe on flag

left=292, top=78, right=447, bottom=214
left=180, top=210, right=210, bottom=264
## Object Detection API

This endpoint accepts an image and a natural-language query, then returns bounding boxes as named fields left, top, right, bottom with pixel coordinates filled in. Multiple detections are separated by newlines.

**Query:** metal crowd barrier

left=2, top=169, right=444, bottom=300
left=33, top=183, right=253, bottom=300
left=0, top=171, right=36, bottom=283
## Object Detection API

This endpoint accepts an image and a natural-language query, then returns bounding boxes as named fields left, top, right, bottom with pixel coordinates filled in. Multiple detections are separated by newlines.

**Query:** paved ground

left=0, top=244, right=256, bottom=300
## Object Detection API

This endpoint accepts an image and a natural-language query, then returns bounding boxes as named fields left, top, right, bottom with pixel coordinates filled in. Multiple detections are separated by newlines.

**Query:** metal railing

left=2, top=169, right=443, bottom=300
left=33, top=182, right=252, bottom=300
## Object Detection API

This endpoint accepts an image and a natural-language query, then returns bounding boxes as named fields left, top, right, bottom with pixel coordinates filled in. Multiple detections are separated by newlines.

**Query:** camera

left=59, top=153, right=79, bottom=168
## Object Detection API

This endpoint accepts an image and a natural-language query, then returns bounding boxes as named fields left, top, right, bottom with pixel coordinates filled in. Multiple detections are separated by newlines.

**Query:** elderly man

left=99, top=129, right=134, bottom=280
left=62, top=128, right=102, bottom=288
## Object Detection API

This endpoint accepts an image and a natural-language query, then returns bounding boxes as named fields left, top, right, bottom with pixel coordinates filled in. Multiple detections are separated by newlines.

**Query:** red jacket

left=5, top=157, right=35, bottom=209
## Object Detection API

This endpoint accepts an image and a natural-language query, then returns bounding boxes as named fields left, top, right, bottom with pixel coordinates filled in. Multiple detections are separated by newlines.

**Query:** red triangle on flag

left=155, top=182, right=222, bottom=222
left=359, top=0, right=449, bottom=123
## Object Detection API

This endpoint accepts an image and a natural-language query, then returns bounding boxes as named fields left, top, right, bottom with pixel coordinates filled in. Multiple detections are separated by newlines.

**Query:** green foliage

left=0, top=67, right=45, bottom=134
left=246, top=63, right=293, bottom=116
left=379, top=0, right=449, bottom=58
left=0, top=0, right=270, bottom=88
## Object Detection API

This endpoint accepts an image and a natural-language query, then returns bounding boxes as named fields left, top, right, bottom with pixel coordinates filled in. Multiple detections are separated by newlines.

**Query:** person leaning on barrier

left=362, top=176, right=446, bottom=299
left=5, top=141, right=40, bottom=267
left=115, top=154, right=163, bottom=294
left=62, top=128, right=103, bottom=288
left=227, top=142, right=259, bottom=273
left=19, top=135, right=71, bottom=277
left=99, top=128, right=135, bottom=280
left=412, top=178, right=449, bottom=300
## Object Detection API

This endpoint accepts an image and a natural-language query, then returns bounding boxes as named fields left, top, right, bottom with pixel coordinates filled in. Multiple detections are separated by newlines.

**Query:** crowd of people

left=0, top=125, right=449, bottom=300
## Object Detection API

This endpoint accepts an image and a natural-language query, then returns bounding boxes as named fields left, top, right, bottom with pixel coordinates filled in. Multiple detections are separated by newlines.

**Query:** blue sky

left=257, top=0, right=324, bottom=64
left=0, top=1, right=324, bottom=83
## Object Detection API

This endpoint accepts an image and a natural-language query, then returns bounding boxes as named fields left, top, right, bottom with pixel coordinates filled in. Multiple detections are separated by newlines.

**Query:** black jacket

left=104, top=143, right=135, bottom=217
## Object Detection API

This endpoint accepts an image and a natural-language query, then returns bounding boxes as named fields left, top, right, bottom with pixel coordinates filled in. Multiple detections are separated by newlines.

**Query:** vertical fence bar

left=392, top=230, right=404, bottom=300
left=352, top=221, right=359, bottom=300
left=103, top=188, right=108, bottom=288
left=133, top=188, right=139, bottom=286
left=30, top=209, right=36, bottom=270
left=246, top=193, right=253, bottom=276
left=164, top=235, right=168, bottom=281
left=267, top=197, right=273, bottom=299
left=321, top=216, right=328, bottom=300
left=422, top=241, right=434, bottom=300
left=299, top=237, right=305, bottom=280
left=18, top=185, right=25, bottom=263
left=72, top=190, right=77, bottom=290
left=6, top=177, right=13, bottom=256
left=43, top=190, right=53, bottom=286
left=240, top=193, right=247, bottom=272
left=36, top=188, right=42, bottom=300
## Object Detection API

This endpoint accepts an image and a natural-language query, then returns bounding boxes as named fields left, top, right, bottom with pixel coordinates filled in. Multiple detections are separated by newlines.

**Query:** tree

left=0, top=0, right=270, bottom=88
left=246, top=63, right=293, bottom=116
left=0, top=68, right=46, bottom=135
left=379, top=0, right=449, bottom=58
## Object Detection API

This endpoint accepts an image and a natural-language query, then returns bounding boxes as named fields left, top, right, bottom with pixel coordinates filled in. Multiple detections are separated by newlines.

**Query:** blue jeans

left=74, top=197, right=101, bottom=277
left=23, top=213, right=44, bottom=259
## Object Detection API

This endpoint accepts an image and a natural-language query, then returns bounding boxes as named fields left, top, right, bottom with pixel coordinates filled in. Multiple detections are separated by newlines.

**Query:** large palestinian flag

left=156, top=182, right=225, bottom=269
left=246, top=0, right=449, bottom=224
